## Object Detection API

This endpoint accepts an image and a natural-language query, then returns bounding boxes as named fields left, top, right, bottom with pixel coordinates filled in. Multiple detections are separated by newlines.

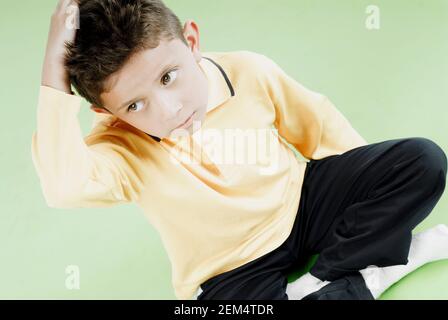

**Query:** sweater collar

left=198, top=54, right=235, bottom=114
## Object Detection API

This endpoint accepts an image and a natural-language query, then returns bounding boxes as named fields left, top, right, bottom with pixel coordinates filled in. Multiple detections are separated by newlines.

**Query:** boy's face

left=93, top=21, right=208, bottom=139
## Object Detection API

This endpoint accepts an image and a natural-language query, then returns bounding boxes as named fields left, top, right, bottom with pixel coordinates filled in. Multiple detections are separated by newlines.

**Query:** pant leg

left=196, top=228, right=293, bottom=299
left=196, top=172, right=313, bottom=300
left=301, top=271, right=375, bottom=300
left=197, top=270, right=289, bottom=300
left=298, top=137, right=447, bottom=282
left=197, top=162, right=322, bottom=300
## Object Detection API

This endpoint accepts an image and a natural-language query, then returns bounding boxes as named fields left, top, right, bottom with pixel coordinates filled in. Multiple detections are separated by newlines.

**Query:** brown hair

left=64, top=0, right=187, bottom=109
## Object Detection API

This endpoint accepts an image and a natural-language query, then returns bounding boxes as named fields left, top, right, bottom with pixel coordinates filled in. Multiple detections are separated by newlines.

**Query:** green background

left=0, top=0, right=447, bottom=299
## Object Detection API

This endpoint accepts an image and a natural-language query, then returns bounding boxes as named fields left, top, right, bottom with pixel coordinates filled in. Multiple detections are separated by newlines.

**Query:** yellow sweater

left=31, top=50, right=368, bottom=299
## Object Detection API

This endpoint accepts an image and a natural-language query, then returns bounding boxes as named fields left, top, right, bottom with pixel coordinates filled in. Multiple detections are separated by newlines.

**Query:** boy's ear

left=90, top=105, right=112, bottom=114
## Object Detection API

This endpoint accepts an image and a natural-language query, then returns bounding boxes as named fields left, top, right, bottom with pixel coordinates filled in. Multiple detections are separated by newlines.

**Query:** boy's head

left=65, top=0, right=208, bottom=139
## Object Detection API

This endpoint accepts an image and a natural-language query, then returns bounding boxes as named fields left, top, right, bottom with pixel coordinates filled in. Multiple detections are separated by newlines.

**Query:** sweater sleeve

left=31, top=85, right=143, bottom=209
left=259, top=54, right=368, bottom=160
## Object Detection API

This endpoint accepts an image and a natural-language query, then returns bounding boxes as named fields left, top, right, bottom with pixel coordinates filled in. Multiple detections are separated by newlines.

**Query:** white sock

left=286, top=272, right=331, bottom=300
left=286, top=224, right=448, bottom=300
left=359, top=224, right=448, bottom=299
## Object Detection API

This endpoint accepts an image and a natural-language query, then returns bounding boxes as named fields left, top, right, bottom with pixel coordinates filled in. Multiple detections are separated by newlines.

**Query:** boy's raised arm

left=41, top=0, right=77, bottom=94
left=32, top=0, right=142, bottom=209
left=257, top=53, right=368, bottom=160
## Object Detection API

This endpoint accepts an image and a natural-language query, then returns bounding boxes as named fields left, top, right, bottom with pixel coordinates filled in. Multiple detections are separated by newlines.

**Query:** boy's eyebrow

left=116, top=61, right=176, bottom=111
left=117, top=95, right=145, bottom=112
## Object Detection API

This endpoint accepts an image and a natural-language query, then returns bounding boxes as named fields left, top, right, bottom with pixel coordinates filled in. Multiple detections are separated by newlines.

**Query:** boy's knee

left=403, top=137, right=447, bottom=194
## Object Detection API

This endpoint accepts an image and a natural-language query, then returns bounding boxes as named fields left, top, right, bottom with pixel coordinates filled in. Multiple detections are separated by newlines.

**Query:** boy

left=32, top=0, right=448, bottom=300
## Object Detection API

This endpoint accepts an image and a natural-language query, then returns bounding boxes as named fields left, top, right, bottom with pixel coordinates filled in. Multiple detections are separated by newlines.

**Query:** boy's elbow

left=42, top=186, right=81, bottom=209
left=45, top=198, right=77, bottom=209
left=41, top=181, right=131, bottom=209
left=39, top=177, right=91, bottom=209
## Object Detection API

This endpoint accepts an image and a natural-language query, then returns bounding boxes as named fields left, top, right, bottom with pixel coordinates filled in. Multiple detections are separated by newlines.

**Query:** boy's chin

left=167, top=121, right=203, bottom=139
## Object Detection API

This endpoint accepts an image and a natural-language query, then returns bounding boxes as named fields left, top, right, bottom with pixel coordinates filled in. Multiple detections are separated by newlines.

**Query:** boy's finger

left=67, top=0, right=80, bottom=6
left=54, top=0, right=73, bottom=14
left=60, top=0, right=77, bottom=11
left=55, top=0, right=65, bottom=12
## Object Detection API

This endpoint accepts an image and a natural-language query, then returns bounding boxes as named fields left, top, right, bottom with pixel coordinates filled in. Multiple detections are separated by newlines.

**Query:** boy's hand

left=41, top=0, right=79, bottom=94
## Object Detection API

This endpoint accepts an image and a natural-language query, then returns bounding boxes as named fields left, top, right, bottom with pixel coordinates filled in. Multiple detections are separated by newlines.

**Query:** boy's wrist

left=41, top=56, right=72, bottom=94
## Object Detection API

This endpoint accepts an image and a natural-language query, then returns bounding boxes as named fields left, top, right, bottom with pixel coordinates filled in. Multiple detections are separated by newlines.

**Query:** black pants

left=197, top=137, right=447, bottom=300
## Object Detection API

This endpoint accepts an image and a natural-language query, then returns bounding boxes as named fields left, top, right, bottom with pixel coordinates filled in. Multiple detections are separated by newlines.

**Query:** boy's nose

left=156, top=97, right=183, bottom=121
left=164, top=105, right=184, bottom=123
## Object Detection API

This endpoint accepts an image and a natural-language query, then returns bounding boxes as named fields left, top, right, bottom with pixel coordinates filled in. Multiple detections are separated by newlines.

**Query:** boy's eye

left=161, top=69, right=178, bottom=86
left=127, top=100, right=144, bottom=113
left=125, top=69, right=177, bottom=113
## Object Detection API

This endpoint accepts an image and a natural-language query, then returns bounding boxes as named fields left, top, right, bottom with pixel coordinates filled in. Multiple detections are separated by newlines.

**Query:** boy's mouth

left=175, top=111, right=196, bottom=129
